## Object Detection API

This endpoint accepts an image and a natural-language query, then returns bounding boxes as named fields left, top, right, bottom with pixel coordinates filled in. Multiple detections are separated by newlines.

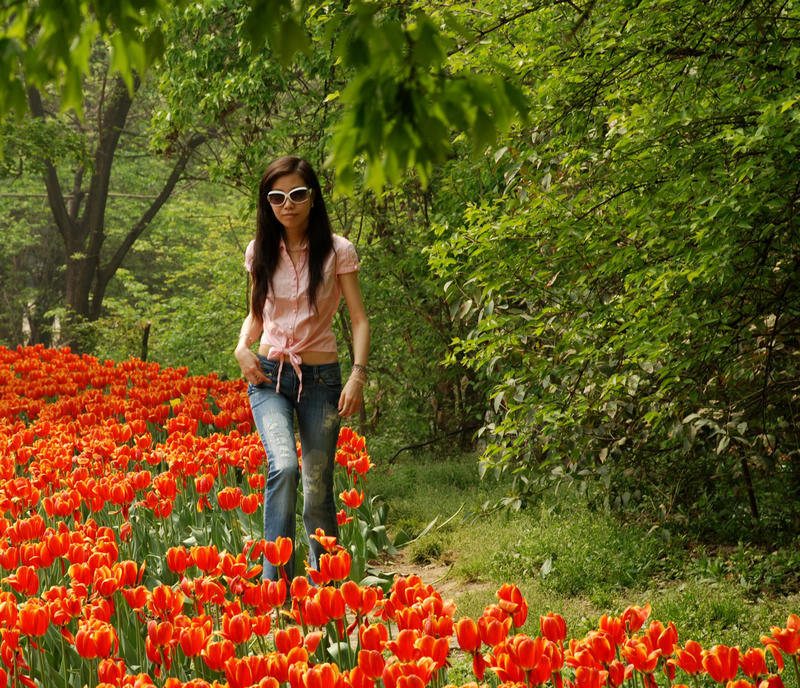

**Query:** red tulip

left=360, top=622, right=389, bottom=651
left=18, top=599, right=49, bottom=636
left=179, top=625, right=208, bottom=657
left=767, top=614, right=800, bottom=655
left=703, top=644, right=740, bottom=683
left=622, top=604, right=652, bottom=633
left=358, top=649, right=385, bottom=679
left=497, top=583, right=528, bottom=627
left=202, top=639, right=235, bottom=671
left=264, top=537, right=293, bottom=567
left=542, top=612, right=568, bottom=643
left=740, top=648, right=768, bottom=679
left=455, top=617, right=481, bottom=653
left=166, top=546, right=189, bottom=574
left=675, top=640, right=705, bottom=675
left=340, top=488, right=364, bottom=508
left=241, top=493, right=260, bottom=514
left=217, top=486, right=243, bottom=510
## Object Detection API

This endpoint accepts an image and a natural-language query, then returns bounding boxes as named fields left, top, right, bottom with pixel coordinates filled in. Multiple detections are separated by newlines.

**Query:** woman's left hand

left=338, top=378, right=363, bottom=417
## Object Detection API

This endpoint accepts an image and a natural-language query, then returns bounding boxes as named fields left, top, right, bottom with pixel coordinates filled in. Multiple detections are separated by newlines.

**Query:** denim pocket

left=316, top=364, right=342, bottom=393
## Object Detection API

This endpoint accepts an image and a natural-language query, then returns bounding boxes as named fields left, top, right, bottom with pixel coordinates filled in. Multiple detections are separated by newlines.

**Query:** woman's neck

left=284, top=227, right=308, bottom=251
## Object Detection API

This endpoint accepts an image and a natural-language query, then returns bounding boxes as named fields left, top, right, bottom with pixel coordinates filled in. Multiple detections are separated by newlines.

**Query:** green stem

left=792, top=655, right=800, bottom=688
left=60, top=630, right=68, bottom=688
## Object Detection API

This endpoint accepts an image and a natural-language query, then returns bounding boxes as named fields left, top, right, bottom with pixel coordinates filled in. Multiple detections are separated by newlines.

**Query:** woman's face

left=269, top=172, right=314, bottom=235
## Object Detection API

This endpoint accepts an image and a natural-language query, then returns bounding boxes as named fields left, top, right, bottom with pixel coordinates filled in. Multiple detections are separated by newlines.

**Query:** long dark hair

left=250, top=156, right=334, bottom=319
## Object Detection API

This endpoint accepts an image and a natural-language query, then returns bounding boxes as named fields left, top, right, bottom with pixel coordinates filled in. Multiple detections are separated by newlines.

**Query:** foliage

left=0, top=0, right=173, bottom=119
left=2, top=0, right=527, bottom=190
left=427, top=0, right=800, bottom=538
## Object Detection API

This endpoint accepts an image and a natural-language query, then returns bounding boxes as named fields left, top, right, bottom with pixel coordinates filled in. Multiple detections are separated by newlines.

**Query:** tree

left=2, top=0, right=526, bottom=191
left=0, top=46, right=205, bottom=347
left=429, top=0, right=800, bottom=537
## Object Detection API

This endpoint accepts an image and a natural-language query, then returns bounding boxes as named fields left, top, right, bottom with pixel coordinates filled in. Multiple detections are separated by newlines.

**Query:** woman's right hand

left=235, top=347, right=272, bottom=386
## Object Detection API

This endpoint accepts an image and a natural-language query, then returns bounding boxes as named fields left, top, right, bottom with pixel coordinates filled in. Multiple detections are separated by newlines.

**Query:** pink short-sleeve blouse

left=244, top=233, right=360, bottom=395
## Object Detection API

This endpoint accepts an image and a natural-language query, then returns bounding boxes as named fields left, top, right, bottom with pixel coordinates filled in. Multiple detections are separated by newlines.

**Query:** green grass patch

left=486, top=502, right=674, bottom=596
left=368, top=450, right=798, bottom=645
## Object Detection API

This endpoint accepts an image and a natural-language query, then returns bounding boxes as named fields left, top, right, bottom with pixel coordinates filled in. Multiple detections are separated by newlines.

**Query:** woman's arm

left=338, top=271, right=370, bottom=417
left=234, top=311, right=271, bottom=385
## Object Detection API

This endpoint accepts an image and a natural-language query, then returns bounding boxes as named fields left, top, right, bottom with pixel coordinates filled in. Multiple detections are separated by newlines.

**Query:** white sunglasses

left=266, top=186, right=311, bottom=206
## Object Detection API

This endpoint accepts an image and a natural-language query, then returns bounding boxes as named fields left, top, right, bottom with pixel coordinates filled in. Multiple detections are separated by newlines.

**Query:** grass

left=368, top=449, right=800, bottom=647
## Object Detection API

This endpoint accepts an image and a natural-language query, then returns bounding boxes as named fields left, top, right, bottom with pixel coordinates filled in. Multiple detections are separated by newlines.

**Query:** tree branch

left=26, top=86, right=74, bottom=244
left=92, top=134, right=207, bottom=317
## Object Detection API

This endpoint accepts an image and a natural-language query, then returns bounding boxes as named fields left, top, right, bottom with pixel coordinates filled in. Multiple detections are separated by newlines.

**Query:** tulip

left=542, top=612, right=568, bottom=644
left=768, top=614, right=800, bottom=655
left=455, top=617, right=481, bottom=653
left=179, top=625, right=208, bottom=657
left=275, top=626, right=303, bottom=654
left=358, top=650, right=385, bottom=679
left=497, top=583, right=528, bottom=627
left=241, top=493, right=261, bottom=514
left=703, top=644, right=740, bottom=683
left=622, top=604, right=652, bottom=633
left=340, top=488, right=365, bottom=508
left=202, top=639, right=235, bottom=672
left=217, top=486, right=243, bottom=510
left=223, top=611, right=253, bottom=644
left=264, top=537, right=293, bottom=567
left=675, top=640, right=705, bottom=675
left=18, top=599, right=49, bottom=636
left=740, top=648, right=768, bottom=679
left=360, top=622, right=389, bottom=651
left=166, top=546, right=190, bottom=574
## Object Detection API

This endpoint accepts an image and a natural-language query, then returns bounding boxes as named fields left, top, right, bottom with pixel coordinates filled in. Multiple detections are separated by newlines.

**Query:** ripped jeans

left=248, top=355, right=341, bottom=581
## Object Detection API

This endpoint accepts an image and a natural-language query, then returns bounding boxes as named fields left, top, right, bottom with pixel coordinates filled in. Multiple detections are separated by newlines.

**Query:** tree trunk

left=27, top=70, right=205, bottom=350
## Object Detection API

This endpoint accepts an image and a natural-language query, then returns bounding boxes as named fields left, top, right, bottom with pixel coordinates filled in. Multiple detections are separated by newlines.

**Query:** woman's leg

left=249, top=375, right=299, bottom=581
left=297, top=363, right=341, bottom=573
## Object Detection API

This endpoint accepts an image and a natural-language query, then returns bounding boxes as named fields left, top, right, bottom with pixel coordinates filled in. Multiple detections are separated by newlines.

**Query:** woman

left=234, top=156, right=369, bottom=581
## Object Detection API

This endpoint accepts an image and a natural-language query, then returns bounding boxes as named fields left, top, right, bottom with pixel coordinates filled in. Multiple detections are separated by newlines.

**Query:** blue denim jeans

left=248, top=355, right=341, bottom=581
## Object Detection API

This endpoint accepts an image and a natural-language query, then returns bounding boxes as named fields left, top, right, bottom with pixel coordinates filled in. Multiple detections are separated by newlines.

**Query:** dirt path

left=378, top=548, right=495, bottom=604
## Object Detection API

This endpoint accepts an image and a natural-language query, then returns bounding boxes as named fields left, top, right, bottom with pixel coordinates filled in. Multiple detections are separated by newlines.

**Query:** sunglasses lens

left=267, top=191, right=286, bottom=206
left=288, top=188, right=309, bottom=203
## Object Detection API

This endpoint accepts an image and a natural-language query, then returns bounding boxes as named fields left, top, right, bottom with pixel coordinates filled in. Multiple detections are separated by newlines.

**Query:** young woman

left=234, top=156, right=369, bottom=581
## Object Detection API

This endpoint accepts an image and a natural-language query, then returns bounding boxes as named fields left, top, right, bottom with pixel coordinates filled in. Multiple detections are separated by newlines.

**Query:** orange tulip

left=497, top=583, right=528, bottom=627
left=166, top=546, right=189, bottom=574
left=542, top=612, right=568, bottom=643
left=310, top=528, right=339, bottom=553
left=274, top=626, right=303, bottom=654
left=740, top=648, right=768, bottom=679
left=623, top=637, right=661, bottom=673
left=264, top=537, right=293, bottom=567
left=675, top=640, right=705, bottom=675
left=241, top=493, right=261, bottom=514
left=600, top=614, right=627, bottom=646
left=179, top=625, right=208, bottom=657
left=455, top=617, right=481, bottom=653
left=703, top=644, right=740, bottom=683
left=358, top=649, right=385, bottom=679
left=622, top=604, right=652, bottom=633
left=339, top=488, right=365, bottom=509
left=768, top=614, right=800, bottom=655
left=478, top=613, right=511, bottom=647
left=202, top=639, right=235, bottom=672
left=18, top=599, right=49, bottom=636
left=360, top=622, right=389, bottom=651
left=223, top=611, right=252, bottom=645
left=217, top=486, right=243, bottom=510
left=190, top=545, right=220, bottom=574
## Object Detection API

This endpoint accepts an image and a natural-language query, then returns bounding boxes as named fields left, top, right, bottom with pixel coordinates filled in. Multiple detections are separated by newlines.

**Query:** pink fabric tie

left=269, top=345, right=303, bottom=402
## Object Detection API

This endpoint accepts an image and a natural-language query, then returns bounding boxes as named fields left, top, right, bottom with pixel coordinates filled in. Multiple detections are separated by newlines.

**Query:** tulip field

left=0, top=344, right=797, bottom=688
